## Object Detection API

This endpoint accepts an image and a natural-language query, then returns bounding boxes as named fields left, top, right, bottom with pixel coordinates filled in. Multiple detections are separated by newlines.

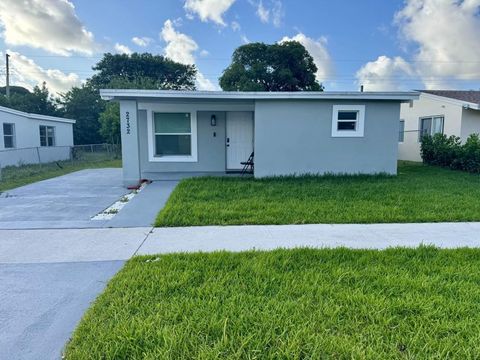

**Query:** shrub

left=421, top=133, right=480, bottom=173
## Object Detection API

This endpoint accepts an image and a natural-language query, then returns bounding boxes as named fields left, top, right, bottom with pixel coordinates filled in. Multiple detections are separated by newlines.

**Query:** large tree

left=219, top=41, right=323, bottom=92
left=89, top=53, right=197, bottom=90
left=59, top=52, right=198, bottom=145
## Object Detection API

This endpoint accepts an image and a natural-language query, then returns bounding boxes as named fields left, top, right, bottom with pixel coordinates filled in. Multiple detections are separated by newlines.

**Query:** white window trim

left=418, top=115, right=444, bottom=143
left=331, top=105, right=365, bottom=138
left=39, top=125, right=56, bottom=147
left=3, top=123, right=16, bottom=148
left=146, top=109, right=198, bottom=162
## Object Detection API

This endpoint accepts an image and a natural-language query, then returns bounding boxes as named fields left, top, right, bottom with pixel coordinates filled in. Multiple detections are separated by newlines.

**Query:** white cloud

left=394, top=0, right=480, bottom=89
left=114, top=43, right=132, bottom=55
left=160, top=20, right=217, bottom=90
left=196, top=72, right=217, bottom=91
left=231, top=21, right=241, bottom=32
left=200, top=49, right=210, bottom=57
left=0, top=0, right=97, bottom=56
left=254, top=0, right=283, bottom=27
left=355, top=56, right=415, bottom=91
left=132, top=36, right=153, bottom=47
left=280, top=33, right=334, bottom=82
left=161, top=19, right=198, bottom=65
left=256, top=1, right=270, bottom=23
left=1, top=51, right=81, bottom=94
left=241, top=34, right=251, bottom=44
left=184, top=0, right=236, bottom=26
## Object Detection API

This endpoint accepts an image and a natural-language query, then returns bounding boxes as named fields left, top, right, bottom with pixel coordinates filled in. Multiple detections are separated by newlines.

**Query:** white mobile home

left=101, top=90, right=418, bottom=187
left=399, top=90, right=480, bottom=161
left=0, top=105, right=76, bottom=167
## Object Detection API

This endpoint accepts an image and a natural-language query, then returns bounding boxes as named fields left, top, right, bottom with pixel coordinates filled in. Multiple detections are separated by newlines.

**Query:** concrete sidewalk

left=0, top=227, right=152, bottom=264
left=137, top=222, right=480, bottom=254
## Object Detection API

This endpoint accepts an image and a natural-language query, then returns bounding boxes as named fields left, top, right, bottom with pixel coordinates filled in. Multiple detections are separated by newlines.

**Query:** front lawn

left=64, top=248, right=480, bottom=359
left=155, top=162, right=480, bottom=226
left=0, top=159, right=122, bottom=192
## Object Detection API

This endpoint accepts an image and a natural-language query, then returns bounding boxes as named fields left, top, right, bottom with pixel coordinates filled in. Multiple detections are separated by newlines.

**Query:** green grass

left=155, top=162, right=480, bottom=226
left=64, top=248, right=480, bottom=359
left=0, top=159, right=122, bottom=192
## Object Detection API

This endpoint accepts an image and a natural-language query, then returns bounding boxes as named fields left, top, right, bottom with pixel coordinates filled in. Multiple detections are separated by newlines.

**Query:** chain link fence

left=0, top=143, right=121, bottom=183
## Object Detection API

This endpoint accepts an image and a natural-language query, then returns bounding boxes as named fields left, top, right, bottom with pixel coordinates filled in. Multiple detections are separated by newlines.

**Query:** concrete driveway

left=0, top=169, right=179, bottom=359
left=0, top=169, right=127, bottom=229
left=0, top=169, right=178, bottom=229
left=0, top=227, right=151, bottom=360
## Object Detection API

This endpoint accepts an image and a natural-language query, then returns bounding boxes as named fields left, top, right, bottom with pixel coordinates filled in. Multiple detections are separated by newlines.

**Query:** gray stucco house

left=100, top=90, right=418, bottom=186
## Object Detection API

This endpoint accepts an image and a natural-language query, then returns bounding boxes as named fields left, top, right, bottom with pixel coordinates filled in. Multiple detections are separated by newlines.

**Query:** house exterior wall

left=118, top=99, right=254, bottom=184
left=460, top=108, right=480, bottom=140
left=0, top=109, right=74, bottom=167
left=118, top=98, right=407, bottom=185
left=398, top=94, right=463, bottom=161
left=254, top=100, right=400, bottom=177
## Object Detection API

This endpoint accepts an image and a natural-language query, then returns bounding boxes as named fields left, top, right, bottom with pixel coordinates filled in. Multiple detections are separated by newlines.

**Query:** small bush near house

left=421, top=133, right=480, bottom=173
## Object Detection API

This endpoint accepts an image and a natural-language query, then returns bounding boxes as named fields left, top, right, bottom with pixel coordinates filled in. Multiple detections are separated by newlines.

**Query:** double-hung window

left=331, top=105, right=365, bottom=137
left=154, top=113, right=192, bottom=157
left=419, top=116, right=444, bottom=141
left=39, top=125, right=55, bottom=147
left=3, top=123, right=15, bottom=148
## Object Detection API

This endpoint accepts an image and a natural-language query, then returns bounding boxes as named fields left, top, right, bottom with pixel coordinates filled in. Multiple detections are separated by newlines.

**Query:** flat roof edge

left=100, top=89, right=419, bottom=101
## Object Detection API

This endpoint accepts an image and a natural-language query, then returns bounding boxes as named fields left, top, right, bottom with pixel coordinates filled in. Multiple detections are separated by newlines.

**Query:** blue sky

left=0, top=0, right=479, bottom=94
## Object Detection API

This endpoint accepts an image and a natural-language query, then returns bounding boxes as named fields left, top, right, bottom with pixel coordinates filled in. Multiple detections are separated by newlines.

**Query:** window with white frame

left=153, top=112, right=192, bottom=157
left=331, top=105, right=365, bottom=137
left=39, top=125, right=55, bottom=147
left=3, top=123, right=15, bottom=148
left=399, top=120, right=405, bottom=142
left=419, top=116, right=444, bottom=142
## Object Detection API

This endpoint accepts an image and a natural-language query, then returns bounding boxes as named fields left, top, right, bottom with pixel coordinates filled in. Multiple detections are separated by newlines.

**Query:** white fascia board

left=0, top=105, right=76, bottom=124
left=420, top=93, right=480, bottom=111
left=100, top=89, right=419, bottom=102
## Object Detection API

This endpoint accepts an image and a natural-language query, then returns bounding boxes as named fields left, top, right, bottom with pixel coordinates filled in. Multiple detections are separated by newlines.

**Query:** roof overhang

left=420, top=92, right=480, bottom=111
left=0, top=105, right=76, bottom=124
left=100, top=89, right=419, bottom=102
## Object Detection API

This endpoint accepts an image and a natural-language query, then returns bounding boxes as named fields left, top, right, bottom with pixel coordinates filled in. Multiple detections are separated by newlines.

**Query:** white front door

left=226, top=111, right=254, bottom=170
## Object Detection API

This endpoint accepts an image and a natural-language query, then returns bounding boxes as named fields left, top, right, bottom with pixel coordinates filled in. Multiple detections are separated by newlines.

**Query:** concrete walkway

left=2, top=222, right=480, bottom=359
left=137, top=222, right=480, bottom=254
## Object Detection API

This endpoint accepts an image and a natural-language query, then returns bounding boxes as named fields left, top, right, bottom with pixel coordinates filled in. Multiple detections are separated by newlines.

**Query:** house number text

left=125, top=111, right=131, bottom=134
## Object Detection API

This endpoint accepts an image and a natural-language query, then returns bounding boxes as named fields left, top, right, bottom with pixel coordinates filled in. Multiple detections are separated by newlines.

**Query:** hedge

left=420, top=133, right=480, bottom=173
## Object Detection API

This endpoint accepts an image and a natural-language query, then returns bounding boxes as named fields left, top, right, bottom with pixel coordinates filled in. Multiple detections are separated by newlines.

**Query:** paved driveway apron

left=0, top=227, right=151, bottom=360
left=0, top=169, right=127, bottom=229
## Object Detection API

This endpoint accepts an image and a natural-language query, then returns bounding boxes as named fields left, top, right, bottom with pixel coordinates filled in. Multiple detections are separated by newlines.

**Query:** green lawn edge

left=0, top=159, right=122, bottom=192
left=155, top=162, right=480, bottom=226
left=64, top=247, right=480, bottom=359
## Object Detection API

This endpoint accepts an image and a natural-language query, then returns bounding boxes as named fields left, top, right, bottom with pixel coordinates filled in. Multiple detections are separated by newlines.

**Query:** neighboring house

left=398, top=90, right=480, bottom=161
left=100, top=90, right=418, bottom=186
left=0, top=105, right=76, bottom=167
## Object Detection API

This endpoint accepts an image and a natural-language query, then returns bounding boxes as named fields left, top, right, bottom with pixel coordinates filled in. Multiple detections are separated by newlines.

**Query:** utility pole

left=5, top=53, right=10, bottom=99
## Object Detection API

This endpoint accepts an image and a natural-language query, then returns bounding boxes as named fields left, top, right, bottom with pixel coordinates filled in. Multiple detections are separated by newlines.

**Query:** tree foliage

left=89, top=53, right=197, bottom=90
left=61, top=52, right=197, bottom=145
left=99, top=102, right=120, bottom=145
left=60, top=85, right=105, bottom=145
left=219, top=41, right=323, bottom=92
left=0, top=83, right=59, bottom=116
